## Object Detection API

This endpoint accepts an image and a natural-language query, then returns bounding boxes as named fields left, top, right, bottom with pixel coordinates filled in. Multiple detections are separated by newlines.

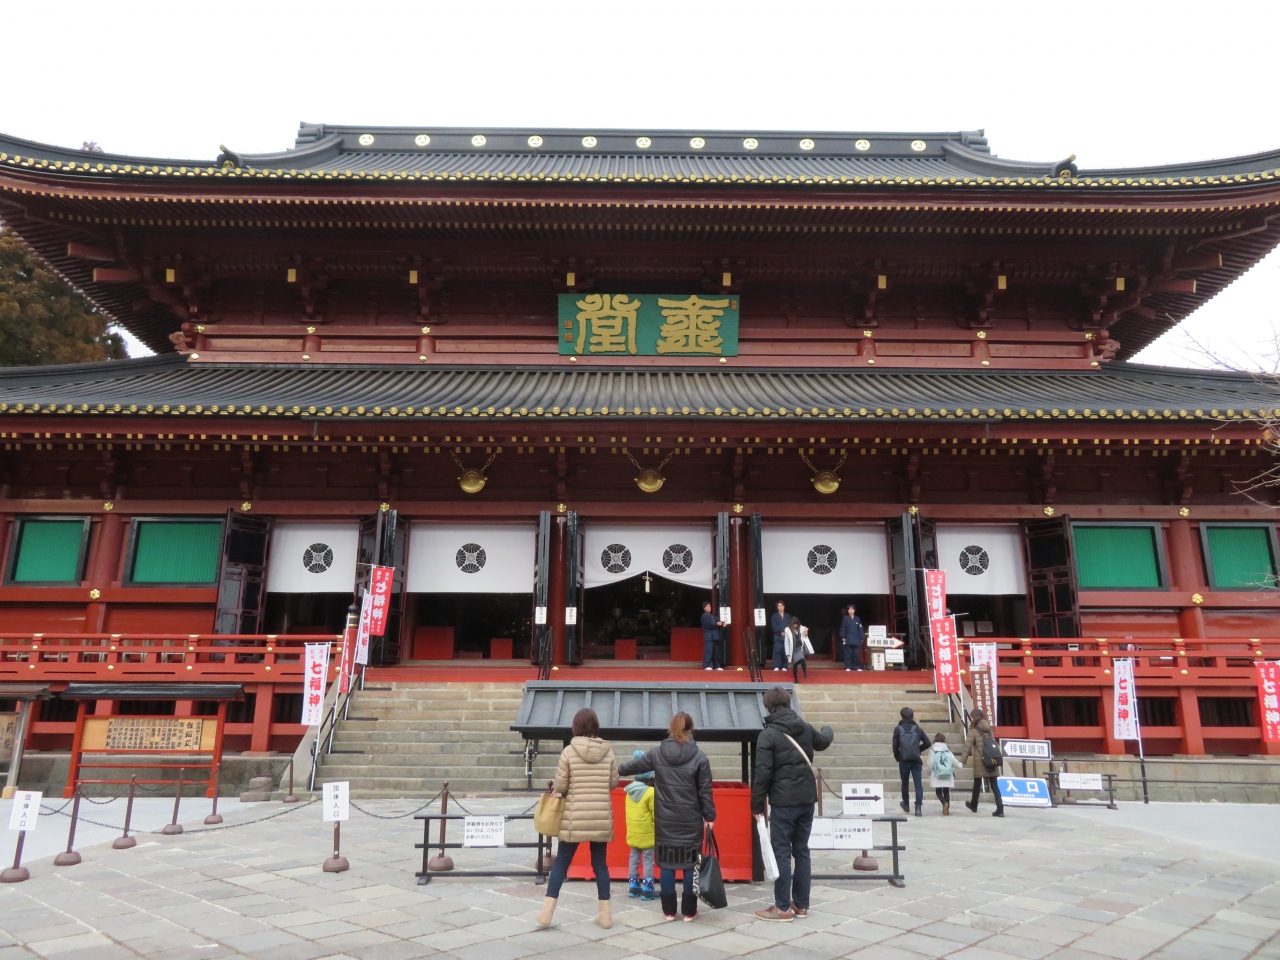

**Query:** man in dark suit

left=701, top=601, right=725, bottom=670
left=838, top=604, right=865, bottom=672
left=770, top=601, right=789, bottom=672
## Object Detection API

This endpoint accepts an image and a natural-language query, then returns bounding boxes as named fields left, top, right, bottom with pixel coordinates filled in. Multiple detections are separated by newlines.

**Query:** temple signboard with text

left=559, top=294, right=739, bottom=356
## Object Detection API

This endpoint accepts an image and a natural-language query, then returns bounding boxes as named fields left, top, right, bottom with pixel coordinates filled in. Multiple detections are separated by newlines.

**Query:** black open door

left=1023, top=516, right=1080, bottom=638
left=358, top=508, right=407, bottom=665
left=887, top=511, right=935, bottom=669
left=213, top=509, right=272, bottom=634
left=532, top=510, right=552, bottom=674
left=563, top=510, right=584, bottom=665
left=749, top=512, right=766, bottom=670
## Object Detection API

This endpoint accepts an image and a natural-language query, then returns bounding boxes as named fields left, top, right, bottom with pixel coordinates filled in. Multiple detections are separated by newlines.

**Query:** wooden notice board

left=82, top=716, right=217, bottom=752
left=0, top=713, right=15, bottom=762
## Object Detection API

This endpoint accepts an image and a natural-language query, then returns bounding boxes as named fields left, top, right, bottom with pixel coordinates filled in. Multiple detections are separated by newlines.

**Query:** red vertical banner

left=1257, top=661, right=1280, bottom=742
left=301, top=643, right=330, bottom=725
left=923, top=569, right=947, bottom=621
left=337, top=618, right=357, bottom=695
left=930, top=616, right=960, bottom=695
left=368, top=565, right=394, bottom=636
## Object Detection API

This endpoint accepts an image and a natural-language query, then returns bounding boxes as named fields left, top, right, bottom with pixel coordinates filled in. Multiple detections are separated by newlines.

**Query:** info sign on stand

left=809, top=784, right=882, bottom=851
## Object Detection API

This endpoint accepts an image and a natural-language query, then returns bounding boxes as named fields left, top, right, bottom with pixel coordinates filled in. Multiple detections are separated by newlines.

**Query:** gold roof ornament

left=626, top=451, right=674, bottom=494
left=451, top=451, right=498, bottom=494
left=800, top=450, right=847, bottom=495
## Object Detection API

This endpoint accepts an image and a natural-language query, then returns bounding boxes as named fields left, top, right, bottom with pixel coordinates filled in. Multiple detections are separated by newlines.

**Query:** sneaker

left=716, top=666, right=725, bottom=671
left=664, top=913, right=679, bottom=921
left=641, top=879, right=658, bottom=901
left=755, top=905, right=795, bottom=922
left=705, top=667, right=713, bottom=671
left=845, top=668, right=852, bottom=672
left=683, top=912, right=699, bottom=922
left=791, top=904, right=809, bottom=918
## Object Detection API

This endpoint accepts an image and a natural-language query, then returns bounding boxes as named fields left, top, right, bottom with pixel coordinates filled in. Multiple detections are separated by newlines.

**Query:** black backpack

left=897, top=723, right=922, bottom=763
left=980, top=730, right=1003, bottom=772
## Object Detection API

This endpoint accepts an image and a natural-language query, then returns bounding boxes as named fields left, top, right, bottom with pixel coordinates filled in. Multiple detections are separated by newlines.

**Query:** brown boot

left=594, top=899, right=612, bottom=929
left=943, top=802, right=950, bottom=816
left=535, top=896, right=557, bottom=928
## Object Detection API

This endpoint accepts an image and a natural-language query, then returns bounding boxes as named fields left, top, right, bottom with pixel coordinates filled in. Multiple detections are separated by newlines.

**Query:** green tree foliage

left=0, top=233, right=126, bottom=366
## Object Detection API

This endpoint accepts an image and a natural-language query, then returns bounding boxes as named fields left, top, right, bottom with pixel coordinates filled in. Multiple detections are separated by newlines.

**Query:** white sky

left=3, top=0, right=1278, bottom=366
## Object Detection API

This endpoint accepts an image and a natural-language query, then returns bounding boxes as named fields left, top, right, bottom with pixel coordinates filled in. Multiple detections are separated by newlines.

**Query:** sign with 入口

left=463, top=815, right=506, bottom=847
left=7, top=790, right=41, bottom=831
left=997, top=777, right=1052, bottom=808
left=1257, top=661, right=1280, bottom=742
left=833, top=820, right=874, bottom=849
left=841, top=783, right=884, bottom=817
left=559, top=294, right=740, bottom=357
left=1000, top=738, right=1052, bottom=761
left=1058, top=771, right=1104, bottom=791
left=322, top=781, right=350, bottom=822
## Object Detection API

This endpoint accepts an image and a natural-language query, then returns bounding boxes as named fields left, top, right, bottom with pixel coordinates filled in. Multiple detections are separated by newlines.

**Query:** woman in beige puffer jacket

left=535, top=708, right=619, bottom=931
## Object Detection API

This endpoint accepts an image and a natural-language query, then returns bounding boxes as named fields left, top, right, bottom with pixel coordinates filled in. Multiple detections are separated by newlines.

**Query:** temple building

left=1, top=123, right=1279, bottom=764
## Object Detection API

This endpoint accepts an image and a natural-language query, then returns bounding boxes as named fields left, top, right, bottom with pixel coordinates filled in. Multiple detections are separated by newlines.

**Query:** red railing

left=0, top=633, right=341, bottom=683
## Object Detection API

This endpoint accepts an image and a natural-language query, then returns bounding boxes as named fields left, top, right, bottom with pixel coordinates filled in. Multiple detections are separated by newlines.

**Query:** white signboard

left=754, top=608, right=767, bottom=627
left=868, top=625, right=887, bottom=641
left=997, top=777, right=1053, bottom=808
left=970, top=641, right=999, bottom=704
left=353, top=590, right=373, bottom=667
left=322, top=782, right=350, bottom=822
left=833, top=820, right=874, bottom=849
left=564, top=607, right=578, bottom=625
left=808, top=817, right=835, bottom=849
left=719, top=606, right=732, bottom=624
left=1058, top=772, right=1104, bottom=791
left=871, top=651, right=886, bottom=672
left=7, top=790, right=41, bottom=832
left=1000, top=739, right=1052, bottom=761
left=534, top=606, right=547, bottom=625
left=841, top=783, right=885, bottom=817
left=301, top=643, right=331, bottom=726
left=884, top=648, right=905, bottom=664
left=1113, top=657, right=1140, bottom=741
left=463, top=815, right=506, bottom=847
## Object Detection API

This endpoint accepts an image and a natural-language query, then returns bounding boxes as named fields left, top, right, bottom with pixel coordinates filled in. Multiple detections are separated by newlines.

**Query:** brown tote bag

left=533, top=784, right=565, bottom=837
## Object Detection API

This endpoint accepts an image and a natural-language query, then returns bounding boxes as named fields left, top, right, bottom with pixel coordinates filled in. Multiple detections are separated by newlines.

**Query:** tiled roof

left=0, top=355, right=1273, bottom=423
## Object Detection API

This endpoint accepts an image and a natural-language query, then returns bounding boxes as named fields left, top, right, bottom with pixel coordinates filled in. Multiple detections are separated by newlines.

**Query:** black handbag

left=697, top=826, right=728, bottom=909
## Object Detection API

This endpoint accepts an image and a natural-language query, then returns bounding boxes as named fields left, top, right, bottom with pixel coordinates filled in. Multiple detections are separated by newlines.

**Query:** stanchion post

left=113, top=775, right=138, bottom=849
left=887, top=819, right=905, bottom=888
left=816, top=768, right=824, bottom=817
left=283, top=758, right=298, bottom=804
left=54, top=787, right=83, bottom=866
left=323, top=821, right=349, bottom=873
left=161, top=767, right=185, bottom=835
left=204, top=764, right=223, bottom=825
left=428, top=782, right=455, bottom=872
left=0, top=831, right=29, bottom=883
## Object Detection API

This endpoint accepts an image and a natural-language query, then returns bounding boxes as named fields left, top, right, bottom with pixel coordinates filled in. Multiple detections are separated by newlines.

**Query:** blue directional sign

left=997, top=777, right=1052, bottom=808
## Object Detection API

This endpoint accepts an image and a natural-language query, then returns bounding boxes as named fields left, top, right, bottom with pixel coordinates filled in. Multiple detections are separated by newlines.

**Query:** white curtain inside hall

left=934, top=524, right=1026, bottom=595
left=761, top=525, right=890, bottom=594
left=407, top=524, right=536, bottom=593
left=583, top=525, right=713, bottom=589
left=266, top=522, right=360, bottom=593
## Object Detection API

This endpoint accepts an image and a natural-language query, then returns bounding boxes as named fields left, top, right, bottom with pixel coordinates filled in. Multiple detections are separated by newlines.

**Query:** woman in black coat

left=619, top=712, right=716, bottom=921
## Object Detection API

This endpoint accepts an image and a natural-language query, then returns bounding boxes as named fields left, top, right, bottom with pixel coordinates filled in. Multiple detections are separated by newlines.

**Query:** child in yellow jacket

left=624, top=749, right=657, bottom=899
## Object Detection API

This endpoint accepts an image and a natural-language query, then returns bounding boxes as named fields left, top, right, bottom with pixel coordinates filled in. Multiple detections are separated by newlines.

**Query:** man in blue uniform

left=701, top=601, right=725, bottom=670
left=770, top=601, right=789, bottom=672
left=838, top=604, right=865, bottom=672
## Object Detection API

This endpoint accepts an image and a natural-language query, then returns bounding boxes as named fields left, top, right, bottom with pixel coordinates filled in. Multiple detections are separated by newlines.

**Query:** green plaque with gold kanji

left=558, top=294, right=739, bottom=356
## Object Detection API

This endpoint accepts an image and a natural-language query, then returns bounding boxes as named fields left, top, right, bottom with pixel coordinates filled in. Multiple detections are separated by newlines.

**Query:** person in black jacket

left=891, top=706, right=932, bottom=817
left=838, top=604, right=865, bottom=671
left=751, top=686, right=835, bottom=922
left=770, top=601, right=789, bottom=672
left=700, top=601, right=725, bottom=671
left=619, top=712, right=716, bottom=921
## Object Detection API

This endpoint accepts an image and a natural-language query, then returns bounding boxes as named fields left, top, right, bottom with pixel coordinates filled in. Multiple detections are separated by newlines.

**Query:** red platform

left=567, top=780, right=753, bottom=882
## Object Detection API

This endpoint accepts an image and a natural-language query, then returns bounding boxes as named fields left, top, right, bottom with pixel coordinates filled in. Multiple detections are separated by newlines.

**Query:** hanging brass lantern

left=452, top=452, right=497, bottom=495
left=802, top=450, right=847, bottom=496
left=627, top=451, right=674, bottom=494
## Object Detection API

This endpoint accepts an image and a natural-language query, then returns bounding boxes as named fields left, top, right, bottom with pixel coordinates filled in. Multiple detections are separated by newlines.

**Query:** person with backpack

left=929, top=732, right=956, bottom=814
left=891, top=707, right=931, bottom=817
left=751, top=686, right=835, bottom=922
left=959, top=708, right=1005, bottom=817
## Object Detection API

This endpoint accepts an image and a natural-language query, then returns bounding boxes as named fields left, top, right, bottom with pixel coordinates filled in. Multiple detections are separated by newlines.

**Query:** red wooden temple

left=1, top=123, right=1279, bottom=762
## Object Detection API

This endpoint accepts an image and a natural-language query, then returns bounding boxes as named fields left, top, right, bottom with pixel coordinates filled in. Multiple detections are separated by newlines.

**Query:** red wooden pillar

left=1022, top=687, right=1046, bottom=741
left=1168, top=520, right=1206, bottom=638
left=209, top=700, right=228, bottom=798
left=1176, top=686, right=1205, bottom=755
left=248, top=683, right=273, bottom=754
left=84, top=512, right=125, bottom=633
left=728, top=515, right=750, bottom=667
left=549, top=514, right=567, bottom=666
left=64, top=700, right=89, bottom=798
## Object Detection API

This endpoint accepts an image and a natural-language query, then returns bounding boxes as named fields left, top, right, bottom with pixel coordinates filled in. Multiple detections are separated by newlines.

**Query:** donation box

left=568, top=780, right=753, bottom=882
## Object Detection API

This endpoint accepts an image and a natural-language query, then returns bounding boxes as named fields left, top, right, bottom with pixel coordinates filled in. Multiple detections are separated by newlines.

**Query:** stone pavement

left=1, top=794, right=1279, bottom=960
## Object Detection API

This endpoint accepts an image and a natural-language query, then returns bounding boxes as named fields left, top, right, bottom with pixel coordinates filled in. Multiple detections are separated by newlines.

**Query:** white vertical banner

left=7, top=790, right=41, bottom=832
left=301, top=643, right=330, bottom=726
left=353, top=591, right=374, bottom=667
left=1113, top=657, right=1140, bottom=741
left=970, top=642, right=999, bottom=705
left=322, top=782, right=350, bottom=822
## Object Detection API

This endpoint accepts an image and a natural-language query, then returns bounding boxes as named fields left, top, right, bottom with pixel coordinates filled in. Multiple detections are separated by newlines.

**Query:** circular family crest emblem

left=959, top=545, right=990, bottom=576
left=807, top=545, right=838, bottom=575
left=302, top=543, right=334, bottom=574
left=663, top=544, right=693, bottom=575
left=601, top=544, right=632, bottom=574
left=455, top=543, right=486, bottom=574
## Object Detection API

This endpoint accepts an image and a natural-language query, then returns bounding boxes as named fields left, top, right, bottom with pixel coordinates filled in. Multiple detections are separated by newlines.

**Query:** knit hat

left=631, top=749, right=653, bottom=781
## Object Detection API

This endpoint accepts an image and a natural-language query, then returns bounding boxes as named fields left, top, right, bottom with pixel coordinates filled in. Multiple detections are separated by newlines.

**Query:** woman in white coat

left=929, top=732, right=957, bottom=815
left=784, top=617, right=814, bottom=683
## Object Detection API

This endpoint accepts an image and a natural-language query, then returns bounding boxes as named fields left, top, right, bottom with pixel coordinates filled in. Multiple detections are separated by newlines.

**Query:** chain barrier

left=349, top=790, right=443, bottom=820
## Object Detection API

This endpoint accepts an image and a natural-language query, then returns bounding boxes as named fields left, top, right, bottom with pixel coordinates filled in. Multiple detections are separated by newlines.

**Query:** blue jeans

left=843, top=640, right=862, bottom=670
left=546, top=840, right=609, bottom=900
left=660, top=866, right=694, bottom=897
left=769, top=804, right=813, bottom=911
left=772, top=638, right=787, bottom=670
left=703, top=636, right=722, bottom=669
left=899, top=759, right=923, bottom=807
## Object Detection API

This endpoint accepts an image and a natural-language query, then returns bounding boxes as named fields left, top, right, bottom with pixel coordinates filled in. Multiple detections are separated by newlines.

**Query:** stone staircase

left=314, top=680, right=969, bottom=799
